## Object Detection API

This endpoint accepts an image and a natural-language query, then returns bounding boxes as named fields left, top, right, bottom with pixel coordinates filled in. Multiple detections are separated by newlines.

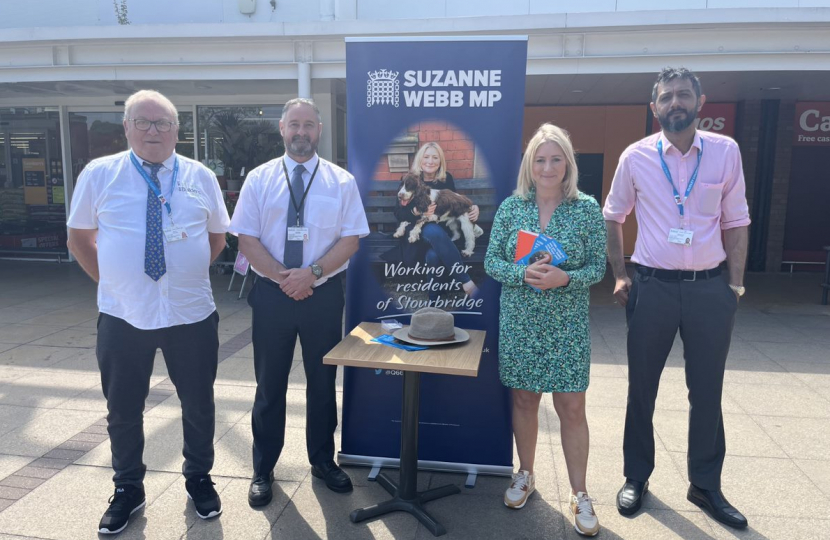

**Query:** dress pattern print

left=484, top=191, right=607, bottom=393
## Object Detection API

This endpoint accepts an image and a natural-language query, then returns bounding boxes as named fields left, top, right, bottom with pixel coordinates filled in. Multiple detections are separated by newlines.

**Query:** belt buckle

left=683, top=270, right=697, bottom=282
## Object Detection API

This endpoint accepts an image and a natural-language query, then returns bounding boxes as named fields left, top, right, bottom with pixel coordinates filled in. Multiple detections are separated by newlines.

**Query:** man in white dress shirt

left=229, top=98, right=369, bottom=506
left=67, top=90, right=230, bottom=535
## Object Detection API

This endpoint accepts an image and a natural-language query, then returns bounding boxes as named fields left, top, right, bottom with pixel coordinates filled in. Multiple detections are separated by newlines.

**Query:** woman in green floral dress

left=484, top=123, right=606, bottom=536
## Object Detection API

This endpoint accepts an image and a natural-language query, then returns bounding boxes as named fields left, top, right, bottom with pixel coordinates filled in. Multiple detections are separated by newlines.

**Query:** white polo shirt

left=229, top=154, right=369, bottom=285
left=67, top=150, right=230, bottom=330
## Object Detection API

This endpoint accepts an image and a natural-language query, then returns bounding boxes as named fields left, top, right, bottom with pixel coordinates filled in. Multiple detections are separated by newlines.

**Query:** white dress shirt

left=229, top=153, right=369, bottom=285
left=67, top=150, right=230, bottom=330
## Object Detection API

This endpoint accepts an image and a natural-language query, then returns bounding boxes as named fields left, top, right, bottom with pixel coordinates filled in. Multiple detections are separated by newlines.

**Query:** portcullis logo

left=367, top=70, right=399, bottom=108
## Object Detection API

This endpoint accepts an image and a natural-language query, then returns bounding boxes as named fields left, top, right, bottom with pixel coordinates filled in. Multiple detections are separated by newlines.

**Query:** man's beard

left=286, top=135, right=317, bottom=158
left=657, top=107, right=698, bottom=133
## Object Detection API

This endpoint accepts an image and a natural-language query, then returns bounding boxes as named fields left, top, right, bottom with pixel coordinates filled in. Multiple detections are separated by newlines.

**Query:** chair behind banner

left=228, top=252, right=251, bottom=300
left=364, top=178, right=496, bottom=264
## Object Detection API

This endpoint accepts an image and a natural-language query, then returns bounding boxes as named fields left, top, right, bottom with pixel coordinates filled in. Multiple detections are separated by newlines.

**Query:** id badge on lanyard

left=283, top=159, right=320, bottom=243
left=287, top=227, right=309, bottom=241
left=130, top=153, right=187, bottom=242
left=658, top=139, right=703, bottom=247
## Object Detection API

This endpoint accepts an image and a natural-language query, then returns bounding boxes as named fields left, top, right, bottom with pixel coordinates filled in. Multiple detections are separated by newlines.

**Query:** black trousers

left=248, top=275, right=344, bottom=476
left=96, top=311, right=219, bottom=488
left=623, top=271, right=738, bottom=490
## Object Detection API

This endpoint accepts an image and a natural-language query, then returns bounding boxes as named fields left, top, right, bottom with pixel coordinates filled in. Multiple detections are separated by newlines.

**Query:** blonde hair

left=123, top=90, right=179, bottom=122
left=410, top=141, right=448, bottom=183
left=515, top=123, right=579, bottom=201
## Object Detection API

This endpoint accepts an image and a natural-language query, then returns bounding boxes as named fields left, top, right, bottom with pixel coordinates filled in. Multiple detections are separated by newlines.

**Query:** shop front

left=0, top=108, right=66, bottom=258
left=524, top=102, right=738, bottom=257
left=783, top=102, right=830, bottom=269
left=0, top=102, right=286, bottom=261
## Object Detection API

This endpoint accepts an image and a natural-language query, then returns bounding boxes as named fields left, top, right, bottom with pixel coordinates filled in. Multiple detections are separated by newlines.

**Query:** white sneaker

left=570, top=491, right=599, bottom=536
left=504, top=470, right=535, bottom=509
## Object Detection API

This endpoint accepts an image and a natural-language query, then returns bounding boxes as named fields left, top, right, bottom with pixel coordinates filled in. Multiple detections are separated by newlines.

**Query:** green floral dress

left=484, top=191, right=607, bottom=393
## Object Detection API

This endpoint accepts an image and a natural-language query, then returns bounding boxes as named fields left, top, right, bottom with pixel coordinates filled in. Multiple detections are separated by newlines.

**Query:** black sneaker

left=98, top=485, right=146, bottom=535
left=185, top=475, right=222, bottom=519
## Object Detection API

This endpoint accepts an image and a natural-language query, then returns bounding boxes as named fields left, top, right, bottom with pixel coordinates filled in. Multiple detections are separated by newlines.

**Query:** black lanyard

left=282, top=158, right=320, bottom=227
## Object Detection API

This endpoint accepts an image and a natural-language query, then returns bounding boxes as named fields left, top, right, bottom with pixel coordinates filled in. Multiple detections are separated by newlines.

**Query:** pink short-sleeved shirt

left=603, top=130, right=751, bottom=271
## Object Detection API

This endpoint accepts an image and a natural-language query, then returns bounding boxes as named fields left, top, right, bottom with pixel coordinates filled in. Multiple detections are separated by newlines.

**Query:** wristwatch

left=729, top=284, right=745, bottom=297
left=310, top=264, right=323, bottom=279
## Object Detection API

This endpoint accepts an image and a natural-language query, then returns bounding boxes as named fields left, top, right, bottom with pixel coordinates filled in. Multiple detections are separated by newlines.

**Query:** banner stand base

left=338, top=453, right=513, bottom=480
left=465, top=472, right=477, bottom=489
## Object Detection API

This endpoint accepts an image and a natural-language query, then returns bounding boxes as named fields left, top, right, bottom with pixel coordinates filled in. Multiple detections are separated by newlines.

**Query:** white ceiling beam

left=0, top=20, right=828, bottom=83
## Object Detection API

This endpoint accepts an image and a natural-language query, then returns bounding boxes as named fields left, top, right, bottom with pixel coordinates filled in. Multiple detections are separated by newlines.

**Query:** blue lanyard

left=129, top=152, right=178, bottom=221
left=657, top=138, right=703, bottom=219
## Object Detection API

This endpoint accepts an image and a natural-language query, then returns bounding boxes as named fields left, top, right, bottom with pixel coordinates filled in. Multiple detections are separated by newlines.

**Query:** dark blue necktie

left=143, top=162, right=166, bottom=281
left=283, top=164, right=306, bottom=269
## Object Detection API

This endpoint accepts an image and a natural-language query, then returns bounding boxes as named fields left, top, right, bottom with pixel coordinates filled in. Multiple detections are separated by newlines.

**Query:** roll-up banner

left=342, top=36, right=528, bottom=475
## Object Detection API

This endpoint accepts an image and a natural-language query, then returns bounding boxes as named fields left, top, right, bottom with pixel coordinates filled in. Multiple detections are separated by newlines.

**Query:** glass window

left=69, top=110, right=194, bottom=184
left=197, top=105, right=283, bottom=191
left=0, top=107, right=66, bottom=254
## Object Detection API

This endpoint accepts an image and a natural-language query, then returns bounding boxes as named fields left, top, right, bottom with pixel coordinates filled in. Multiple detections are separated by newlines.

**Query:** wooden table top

left=323, top=322, right=485, bottom=377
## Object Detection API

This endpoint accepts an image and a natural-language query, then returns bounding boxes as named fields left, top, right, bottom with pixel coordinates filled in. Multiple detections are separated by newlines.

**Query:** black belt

left=636, top=265, right=721, bottom=281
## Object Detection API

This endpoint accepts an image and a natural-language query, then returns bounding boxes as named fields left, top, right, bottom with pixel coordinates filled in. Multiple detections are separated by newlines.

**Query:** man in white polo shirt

left=67, top=90, right=230, bottom=535
left=230, top=98, right=369, bottom=507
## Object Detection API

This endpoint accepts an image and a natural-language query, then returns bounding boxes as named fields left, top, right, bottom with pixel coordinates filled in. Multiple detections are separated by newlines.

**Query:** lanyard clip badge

left=658, top=138, right=703, bottom=220
left=283, top=158, right=321, bottom=238
left=130, top=153, right=186, bottom=241
left=659, top=138, right=703, bottom=246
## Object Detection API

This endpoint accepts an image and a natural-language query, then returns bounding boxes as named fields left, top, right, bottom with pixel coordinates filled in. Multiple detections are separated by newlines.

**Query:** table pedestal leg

left=349, top=371, right=460, bottom=536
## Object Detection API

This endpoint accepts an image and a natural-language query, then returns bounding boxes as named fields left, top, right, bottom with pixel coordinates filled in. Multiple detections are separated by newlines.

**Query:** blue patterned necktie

left=143, top=162, right=166, bottom=281
left=283, top=163, right=306, bottom=269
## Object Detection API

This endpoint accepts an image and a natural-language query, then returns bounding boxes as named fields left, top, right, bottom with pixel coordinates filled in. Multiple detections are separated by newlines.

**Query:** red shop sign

left=793, top=102, right=830, bottom=146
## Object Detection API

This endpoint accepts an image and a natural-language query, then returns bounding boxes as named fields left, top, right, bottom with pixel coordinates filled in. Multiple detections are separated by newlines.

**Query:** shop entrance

left=0, top=108, right=66, bottom=258
left=576, top=153, right=604, bottom=204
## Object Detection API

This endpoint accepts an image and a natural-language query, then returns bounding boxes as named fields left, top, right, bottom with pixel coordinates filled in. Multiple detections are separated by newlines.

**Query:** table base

left=348, top=371, right=461, bottom=536
left=349, top=472, right=460, bottom=536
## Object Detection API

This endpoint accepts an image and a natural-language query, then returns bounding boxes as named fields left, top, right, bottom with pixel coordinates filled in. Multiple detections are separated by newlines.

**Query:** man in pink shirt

left=603, top=68, right=750, bottom=529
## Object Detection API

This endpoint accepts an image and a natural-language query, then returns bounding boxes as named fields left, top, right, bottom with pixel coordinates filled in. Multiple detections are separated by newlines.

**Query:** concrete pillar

left=298, top=62, right=311, bottom=98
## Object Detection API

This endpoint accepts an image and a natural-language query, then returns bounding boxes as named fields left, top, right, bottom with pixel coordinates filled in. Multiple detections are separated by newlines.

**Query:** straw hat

left=392, top=307, right=470, bottom=346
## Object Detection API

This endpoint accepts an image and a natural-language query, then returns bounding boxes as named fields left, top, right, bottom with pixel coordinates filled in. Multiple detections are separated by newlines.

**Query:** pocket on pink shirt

left=697, top=182, right=724, bottom=216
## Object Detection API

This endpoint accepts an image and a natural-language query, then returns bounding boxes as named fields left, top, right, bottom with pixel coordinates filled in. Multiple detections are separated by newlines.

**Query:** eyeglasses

left=129, top=118, right=178, bottom=132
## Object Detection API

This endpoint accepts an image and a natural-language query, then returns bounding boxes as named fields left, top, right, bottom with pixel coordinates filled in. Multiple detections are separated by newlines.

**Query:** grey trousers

left=623, top=270, right=738, bottom=490
left=96, top=311, right=219, bottom=488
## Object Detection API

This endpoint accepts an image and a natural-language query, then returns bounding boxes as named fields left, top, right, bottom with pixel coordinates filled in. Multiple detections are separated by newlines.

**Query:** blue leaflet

left=516, top=233, right=568, bottom=266
left=371, top=334, right=429, bottom=351
left=517, top=233, right=569, bottom=292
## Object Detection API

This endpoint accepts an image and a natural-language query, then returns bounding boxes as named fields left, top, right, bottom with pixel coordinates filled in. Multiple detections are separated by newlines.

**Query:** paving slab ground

left=0, top=260, right=828, bottom=539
